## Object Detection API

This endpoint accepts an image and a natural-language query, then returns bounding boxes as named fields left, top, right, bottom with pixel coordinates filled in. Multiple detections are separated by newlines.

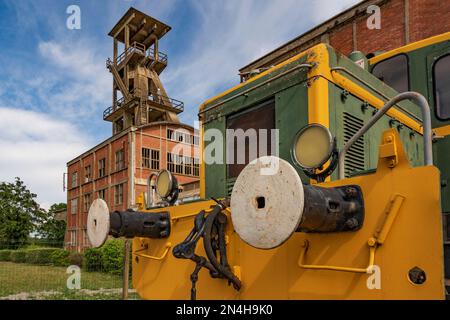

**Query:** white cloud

left=310, top=0, right=362, bottom=25
left=0, top=37, right=112, bottom=131
left=0, top=107, right=91, bottom=207
left=36, top=39, right=111, bottom=120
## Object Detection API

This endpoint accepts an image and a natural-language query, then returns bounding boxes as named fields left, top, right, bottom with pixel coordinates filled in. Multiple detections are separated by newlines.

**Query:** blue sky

left=0, top=0, right=360, bottom=208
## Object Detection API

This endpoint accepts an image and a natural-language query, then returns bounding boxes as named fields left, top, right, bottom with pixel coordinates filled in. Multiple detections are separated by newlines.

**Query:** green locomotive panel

left=200, top=44, right=426, bottom=199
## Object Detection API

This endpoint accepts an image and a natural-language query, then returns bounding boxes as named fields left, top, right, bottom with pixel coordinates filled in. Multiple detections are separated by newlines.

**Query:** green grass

left=0, top=262, right=139, bottom=300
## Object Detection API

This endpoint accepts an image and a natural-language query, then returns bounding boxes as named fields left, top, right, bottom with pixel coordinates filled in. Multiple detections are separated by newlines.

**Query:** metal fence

left=0, top=240, right=139, bottom=300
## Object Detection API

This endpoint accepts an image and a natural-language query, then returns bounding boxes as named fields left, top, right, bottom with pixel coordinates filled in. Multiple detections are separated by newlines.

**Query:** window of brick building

left=83, top=229, right=90, bottom=247
left=175, top=154, right=183, bottom=174
left=433, top=54, right=450, bottom=120
left=98, top=158, right=106, bottom=178
left=142, top=148, right=160, bottom=170
left=174, top=131, right=189, bottom=143
left=115, top=184, right=124, bottom=205
left=83, top=193, right=91, bottom=212
left=151, top=150, right=160, bottom=170
left=84, top=165, right=91, bottom=183
left=70, top=230, right=76, bottom=246
left=193, top=158, right=200, bottom=176
left=177, top=131, right=190, bottom=143
left=192, top=135, right=199, bottom=146
left=168, top=128, right=198, bottom=146
left=184, top=156, right=192, bottom=175
left=98, top=189, right=106, bottom=200
left=71, top=172, right=78, bottom=188
left=167, top=153, right=174, bottom=172
left=167, top=153, right=199, bottom=176
left=70, top=198, right=78, bottom=215
left=115, top=149, right=125, bottom=171
left=167, top=129, right=174, bottom=140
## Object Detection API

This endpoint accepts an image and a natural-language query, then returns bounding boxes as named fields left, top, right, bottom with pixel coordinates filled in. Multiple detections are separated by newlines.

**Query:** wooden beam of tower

left=130, top=18, right=147, bottom=44
left=143, top=26, right=157, bottom=47
left=148, top=69, right=179, bottom=123
left=113, top=13, right=136, bottom=38
left=148, top=69, right=169, bottom=103
left=109, top=64, right=130, bottom=100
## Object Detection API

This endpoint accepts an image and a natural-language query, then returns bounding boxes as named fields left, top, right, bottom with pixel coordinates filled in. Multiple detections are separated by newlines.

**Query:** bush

left=0, top=249, right=12, bottom=261
left=10, top=250, right=27, bottom=263
left=50, top=249, right=70, bottom=266
left=4, top=248, right=69, bottom=265
left=26, top=248, right=60, bottom=265
left=84, top=247, right=103, bottom=272
left=101, top=239, right=125, bottom=275
left=83, top=239, right=127, bottom=274
left=68, top=252, right=84, bottom=267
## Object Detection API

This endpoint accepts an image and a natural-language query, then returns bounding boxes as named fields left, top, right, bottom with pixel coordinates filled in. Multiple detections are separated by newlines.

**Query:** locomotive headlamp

left=156, top=170, right=173, bottom=198
left=155, top=169, right=179, bottom=204
left=292, top=123, right=335, bottom=170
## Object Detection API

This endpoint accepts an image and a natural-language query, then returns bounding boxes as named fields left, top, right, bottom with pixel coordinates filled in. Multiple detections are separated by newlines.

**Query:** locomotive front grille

left=343, top=112, right=366, bottom=177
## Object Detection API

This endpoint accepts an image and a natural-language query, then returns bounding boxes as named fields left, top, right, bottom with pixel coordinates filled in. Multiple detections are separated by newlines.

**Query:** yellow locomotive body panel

left=132, top=129, right=445, bottom=300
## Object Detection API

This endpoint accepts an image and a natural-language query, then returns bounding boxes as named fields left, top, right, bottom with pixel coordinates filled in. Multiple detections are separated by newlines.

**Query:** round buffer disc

left=87, top=199, right=110, bottom=248
left=230, top=156, right=305, bottom=249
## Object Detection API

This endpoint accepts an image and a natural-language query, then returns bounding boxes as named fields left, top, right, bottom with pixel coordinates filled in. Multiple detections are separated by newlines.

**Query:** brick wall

left=65, top=123, right=199, bottom=252
left=329, top=22, right=354, bottom=56
left=241, top=0, right=450, bottom=77
left=353, top=0, right=406, bottom=55
left=409, top=0, right=450, bottom=42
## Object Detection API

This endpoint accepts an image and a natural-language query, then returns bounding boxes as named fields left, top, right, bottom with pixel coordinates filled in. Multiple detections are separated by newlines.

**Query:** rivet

left=367, top=238, right=377, bottom=247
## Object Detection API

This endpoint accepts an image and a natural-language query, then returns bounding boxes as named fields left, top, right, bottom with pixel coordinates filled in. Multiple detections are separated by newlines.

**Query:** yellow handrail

left=297, top=194, right=404, bottom=274
left=297, top=239, right=376, bottom=273
left=133, top=242, right=172, bottom=261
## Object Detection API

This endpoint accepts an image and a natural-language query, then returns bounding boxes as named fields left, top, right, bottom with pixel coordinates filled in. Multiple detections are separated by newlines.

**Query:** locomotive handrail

left=298, top=194, right=404, bottom=273
left=338, top=92, right=433, bottom=179
left=298, top=239, right=376, bottom=273
left=133, top=242, right=172, bottom=261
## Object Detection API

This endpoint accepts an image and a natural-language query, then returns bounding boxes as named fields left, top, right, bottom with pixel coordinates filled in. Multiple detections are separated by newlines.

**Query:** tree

left=0, top=177, right=46, bottom=248
left=38, top=203, right=67, bottom=243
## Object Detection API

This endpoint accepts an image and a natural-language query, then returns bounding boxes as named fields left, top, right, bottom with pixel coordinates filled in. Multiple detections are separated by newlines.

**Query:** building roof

left=108, top=7, right=171, bottom=45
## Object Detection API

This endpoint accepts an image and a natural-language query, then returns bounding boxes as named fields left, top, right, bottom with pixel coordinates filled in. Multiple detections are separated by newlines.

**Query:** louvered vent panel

left=343, top=112, right=366, bottom=177
left=227, top=179, right=236, bottom=196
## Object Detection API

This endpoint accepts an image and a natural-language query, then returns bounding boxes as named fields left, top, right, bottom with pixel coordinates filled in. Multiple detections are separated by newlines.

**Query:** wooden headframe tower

left=104, top=7, right=183, bottom=134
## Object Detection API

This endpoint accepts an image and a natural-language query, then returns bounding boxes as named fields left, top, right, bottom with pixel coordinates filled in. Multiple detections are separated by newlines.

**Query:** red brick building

left=239, top=0, right=450, bottom=80
left=66, top=122, right=199, bottom=251
left=65, top=8, right=199, bottom=251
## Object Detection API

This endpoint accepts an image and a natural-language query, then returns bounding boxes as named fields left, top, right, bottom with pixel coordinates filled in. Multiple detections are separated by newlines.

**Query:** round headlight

left=156, top=170, right=174, bottom=199
left=292, top=123, right=334, bottom=169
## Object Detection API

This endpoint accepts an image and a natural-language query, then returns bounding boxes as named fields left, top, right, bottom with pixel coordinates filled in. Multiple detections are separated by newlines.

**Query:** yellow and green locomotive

left=88, top=32, right=450, bottom=299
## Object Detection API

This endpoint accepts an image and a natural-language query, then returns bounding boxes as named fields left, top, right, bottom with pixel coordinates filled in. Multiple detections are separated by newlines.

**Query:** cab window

left=226, top=100, right=275, bottom=178
left=433, top=54, right=450, bottom=120
left=371, top=54, right=409, bottom=93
